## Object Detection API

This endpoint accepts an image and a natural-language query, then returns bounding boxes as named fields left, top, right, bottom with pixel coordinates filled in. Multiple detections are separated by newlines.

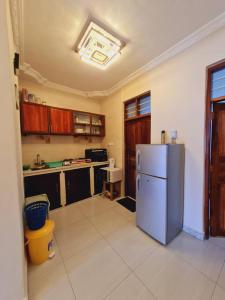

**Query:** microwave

left=101, top=167, right=122, bottom=183
left=85, top=148, right=108, bottom=162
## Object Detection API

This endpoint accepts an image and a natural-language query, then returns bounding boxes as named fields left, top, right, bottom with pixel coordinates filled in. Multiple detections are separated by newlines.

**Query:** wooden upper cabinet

left=21, top=102, right=49, bottom=134
left=20, top=101, right=105, bottom=137
left=49, top=107, right=72, bottom=135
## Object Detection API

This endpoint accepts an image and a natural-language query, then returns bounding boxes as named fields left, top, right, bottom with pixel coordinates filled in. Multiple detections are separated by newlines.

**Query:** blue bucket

left=25, top=201, right=49, bottom=230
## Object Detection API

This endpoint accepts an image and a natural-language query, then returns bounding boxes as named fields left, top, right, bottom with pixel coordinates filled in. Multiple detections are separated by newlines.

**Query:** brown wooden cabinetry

left=20, top=101, right=105, bottom=137
left=73, top=111, right=105, bottom=137
left=49, top=107, right=72, bottom=135
left=21, top=102, right=49, bottom=134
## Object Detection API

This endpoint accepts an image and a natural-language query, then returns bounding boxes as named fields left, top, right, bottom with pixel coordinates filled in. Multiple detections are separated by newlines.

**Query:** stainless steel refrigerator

left=136, top=144, right=184, bottom=245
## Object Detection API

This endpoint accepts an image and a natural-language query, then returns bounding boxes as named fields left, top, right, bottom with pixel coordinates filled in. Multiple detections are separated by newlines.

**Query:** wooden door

left=210, top=102, right=225, bottom=236
left=50, top=107, right=72, bottom=135
left=21, top=102, right=49, bottom=134
left=125, top=116, right=151, bottom=199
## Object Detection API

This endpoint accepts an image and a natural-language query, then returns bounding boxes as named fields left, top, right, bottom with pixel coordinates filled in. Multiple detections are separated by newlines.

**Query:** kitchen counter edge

left=23, top=161, right=109, bottom=177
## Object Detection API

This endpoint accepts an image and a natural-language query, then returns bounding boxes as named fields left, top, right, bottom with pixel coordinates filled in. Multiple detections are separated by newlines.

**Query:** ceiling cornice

left=14, top=1, right=225, bottom=98
left=20, top=63, right=109, bottom=98
left=10, top=0, right=24, bottom=58
left=107, top=11, right=225, bottom=95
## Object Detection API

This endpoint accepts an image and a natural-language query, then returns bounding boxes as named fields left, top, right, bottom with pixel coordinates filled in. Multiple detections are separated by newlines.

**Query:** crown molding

left=10, top=0, right=24, bottom=60
left=14, top=2, right=225, bottom=98
left=45, top=81, right=109, bottom=98
left=20, top=63, right=109, bottom=98
left=9, top=0, right=20, bottom=52
left=20, top=63, right=48, bottom=85
left=107, top=11, right=225, bottom=95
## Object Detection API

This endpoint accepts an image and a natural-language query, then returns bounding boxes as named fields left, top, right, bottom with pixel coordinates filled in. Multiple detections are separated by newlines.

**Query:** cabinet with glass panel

left=73, top=111, right=105, bottom=137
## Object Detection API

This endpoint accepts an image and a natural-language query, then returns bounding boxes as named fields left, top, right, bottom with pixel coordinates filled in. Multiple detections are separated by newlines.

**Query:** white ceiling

left=22, top=0, right=225, bottom=92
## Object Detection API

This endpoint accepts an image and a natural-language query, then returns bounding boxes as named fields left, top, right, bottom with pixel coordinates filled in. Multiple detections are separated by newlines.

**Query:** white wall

left=20, top=79, right=103, bottom=164
left=0, top=0, right=26, bottom=299
left=101, top=25, right=225, bottom=236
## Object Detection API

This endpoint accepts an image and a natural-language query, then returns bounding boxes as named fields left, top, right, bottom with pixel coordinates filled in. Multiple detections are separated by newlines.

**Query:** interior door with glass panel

left=124, top=92, right=151, bottom=199
left=209, top=65, right=225, bottom=236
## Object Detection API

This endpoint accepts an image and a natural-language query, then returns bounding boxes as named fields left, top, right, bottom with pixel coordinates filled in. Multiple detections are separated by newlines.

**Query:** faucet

left=36, top=154, right=41, bottom=166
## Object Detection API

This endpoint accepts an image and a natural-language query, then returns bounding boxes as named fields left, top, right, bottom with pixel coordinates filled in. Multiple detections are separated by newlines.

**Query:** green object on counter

left=23, top=164, right=30, bottom=170
left=45, top=161, right=63, bottom=168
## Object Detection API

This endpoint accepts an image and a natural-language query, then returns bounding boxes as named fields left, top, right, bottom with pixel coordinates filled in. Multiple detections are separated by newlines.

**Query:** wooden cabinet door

left=24, top=173, right=61, bottom=210
left=21, top=102, right=49, bottom=134
left=50, top=107, right=72, bottom=135
left=65, top=168, right=91, bottom=204
left=94, top=164, right=108, bottom=194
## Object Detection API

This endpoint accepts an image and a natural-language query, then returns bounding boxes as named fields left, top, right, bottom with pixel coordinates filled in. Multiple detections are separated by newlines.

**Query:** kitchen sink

left=31, top=166, right=50, bottom=171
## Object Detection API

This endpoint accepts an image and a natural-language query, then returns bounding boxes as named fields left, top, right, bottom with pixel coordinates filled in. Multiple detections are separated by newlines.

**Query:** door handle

left=136, top=175, right=140, bottom=192
left=136, top=150, right=140, bottom=170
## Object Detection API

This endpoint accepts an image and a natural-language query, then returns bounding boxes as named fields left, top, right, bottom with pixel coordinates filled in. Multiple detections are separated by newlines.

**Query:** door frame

left=124, top=91, right=151, bottom=198
left=204, top=58, right=225, bottom=238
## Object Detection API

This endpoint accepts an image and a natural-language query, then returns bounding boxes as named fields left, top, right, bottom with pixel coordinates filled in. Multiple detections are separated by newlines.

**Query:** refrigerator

left=136, top=144, right=184, bottom=245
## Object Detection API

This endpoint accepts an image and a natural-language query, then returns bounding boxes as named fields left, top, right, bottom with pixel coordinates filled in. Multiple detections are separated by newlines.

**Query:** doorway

left=124, top=92, right=151, bottom=199
left=205, top=59, right=225, bottom=237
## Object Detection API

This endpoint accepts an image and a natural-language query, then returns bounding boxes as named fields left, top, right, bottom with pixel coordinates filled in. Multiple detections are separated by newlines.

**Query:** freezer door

left=136, top=144, right=167, bottom=178
left=136, top=173, right=167, bottom=244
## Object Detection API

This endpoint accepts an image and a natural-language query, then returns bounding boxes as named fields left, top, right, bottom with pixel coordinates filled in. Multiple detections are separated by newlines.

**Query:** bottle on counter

left=161, top=130, right=166, bottom=144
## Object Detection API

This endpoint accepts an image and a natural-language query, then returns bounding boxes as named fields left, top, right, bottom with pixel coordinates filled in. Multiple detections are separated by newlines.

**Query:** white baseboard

left=183, top=226, right=205, bottom=240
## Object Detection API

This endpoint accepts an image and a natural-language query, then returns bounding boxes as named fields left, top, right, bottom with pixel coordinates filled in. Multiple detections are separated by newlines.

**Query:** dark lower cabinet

left=24, top=173, right=61, bottom=210
left=94, top=164, right=108, bottom=194
left=65, top=168, right=91, bottom=204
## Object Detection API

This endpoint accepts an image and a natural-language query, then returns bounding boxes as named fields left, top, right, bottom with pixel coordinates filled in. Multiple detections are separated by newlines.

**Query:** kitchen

left=2, top=1, right=225, bottom=300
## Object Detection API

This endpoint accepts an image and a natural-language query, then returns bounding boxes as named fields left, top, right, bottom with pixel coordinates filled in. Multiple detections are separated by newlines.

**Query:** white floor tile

left=105, top=274, right=155, bottom=300
left=168, top=232, right=225, bottom=282
left=106, top=222, right=158, bottom=269
left=135, top=247, right=215, bottom=300
left=50, top=203, right=85, bottom=230
left=55, top=219, right=102, bottom=260
left=212, top=286, right=225, bottom=300
left=88, top=209, right=128, bottom=236
left=76, top=196, right=114, bottom=217
left=29, top=196, right=223, bottom=300
left=29, top=263, right=75, bottom=300
left=65, top=239, right=131, bottom=300
left=28, top=240, right=62, bottom=279
left=217, top=262, right=225, bottom=290
left=113, top=202, right=136, bottom=221
left=209, top=237, right=225, bottom=250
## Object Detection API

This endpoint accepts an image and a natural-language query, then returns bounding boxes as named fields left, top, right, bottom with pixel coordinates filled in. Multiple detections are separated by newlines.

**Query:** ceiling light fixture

left=76, top=21, right=123, bottom=70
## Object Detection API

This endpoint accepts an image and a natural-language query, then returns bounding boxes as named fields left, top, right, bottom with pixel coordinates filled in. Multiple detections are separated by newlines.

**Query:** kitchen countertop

left=23, top=161, right=109, bottom=177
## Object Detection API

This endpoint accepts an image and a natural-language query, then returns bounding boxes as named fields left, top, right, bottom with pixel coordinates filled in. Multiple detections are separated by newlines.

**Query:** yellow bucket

left=25, top=220, right=55, bottom=265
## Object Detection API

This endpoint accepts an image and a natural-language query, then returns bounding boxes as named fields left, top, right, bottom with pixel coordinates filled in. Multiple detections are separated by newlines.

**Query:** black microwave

left=85, top=148, right=108, bottom=162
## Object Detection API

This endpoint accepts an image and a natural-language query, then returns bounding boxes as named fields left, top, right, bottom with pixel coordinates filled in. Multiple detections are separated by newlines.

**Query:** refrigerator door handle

left=136, top=174, right=140, bottom=192
left=136, top=150, right=140, bottom=170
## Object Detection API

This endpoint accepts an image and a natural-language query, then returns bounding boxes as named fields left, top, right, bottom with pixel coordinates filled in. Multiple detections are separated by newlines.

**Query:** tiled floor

left=28, top=196, right=225, bottom=300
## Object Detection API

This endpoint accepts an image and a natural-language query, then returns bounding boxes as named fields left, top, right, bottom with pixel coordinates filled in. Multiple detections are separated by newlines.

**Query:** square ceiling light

left=76, top=21, right=123, bottom=70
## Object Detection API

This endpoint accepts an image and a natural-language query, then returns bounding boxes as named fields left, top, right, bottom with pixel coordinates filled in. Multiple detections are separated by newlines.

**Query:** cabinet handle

left=67, top=180, right=70, bottom=188
left=56, top=183, right=59, bottom=194
left=136, top=175, right=140, bottom=192
left=136, top=150, right=140, bottom=170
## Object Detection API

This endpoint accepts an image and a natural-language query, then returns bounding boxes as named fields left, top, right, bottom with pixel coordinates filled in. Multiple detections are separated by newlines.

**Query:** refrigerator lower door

left=136, top=144, right=167, bottom=178
left=136, top=173, right=167, bottom=244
